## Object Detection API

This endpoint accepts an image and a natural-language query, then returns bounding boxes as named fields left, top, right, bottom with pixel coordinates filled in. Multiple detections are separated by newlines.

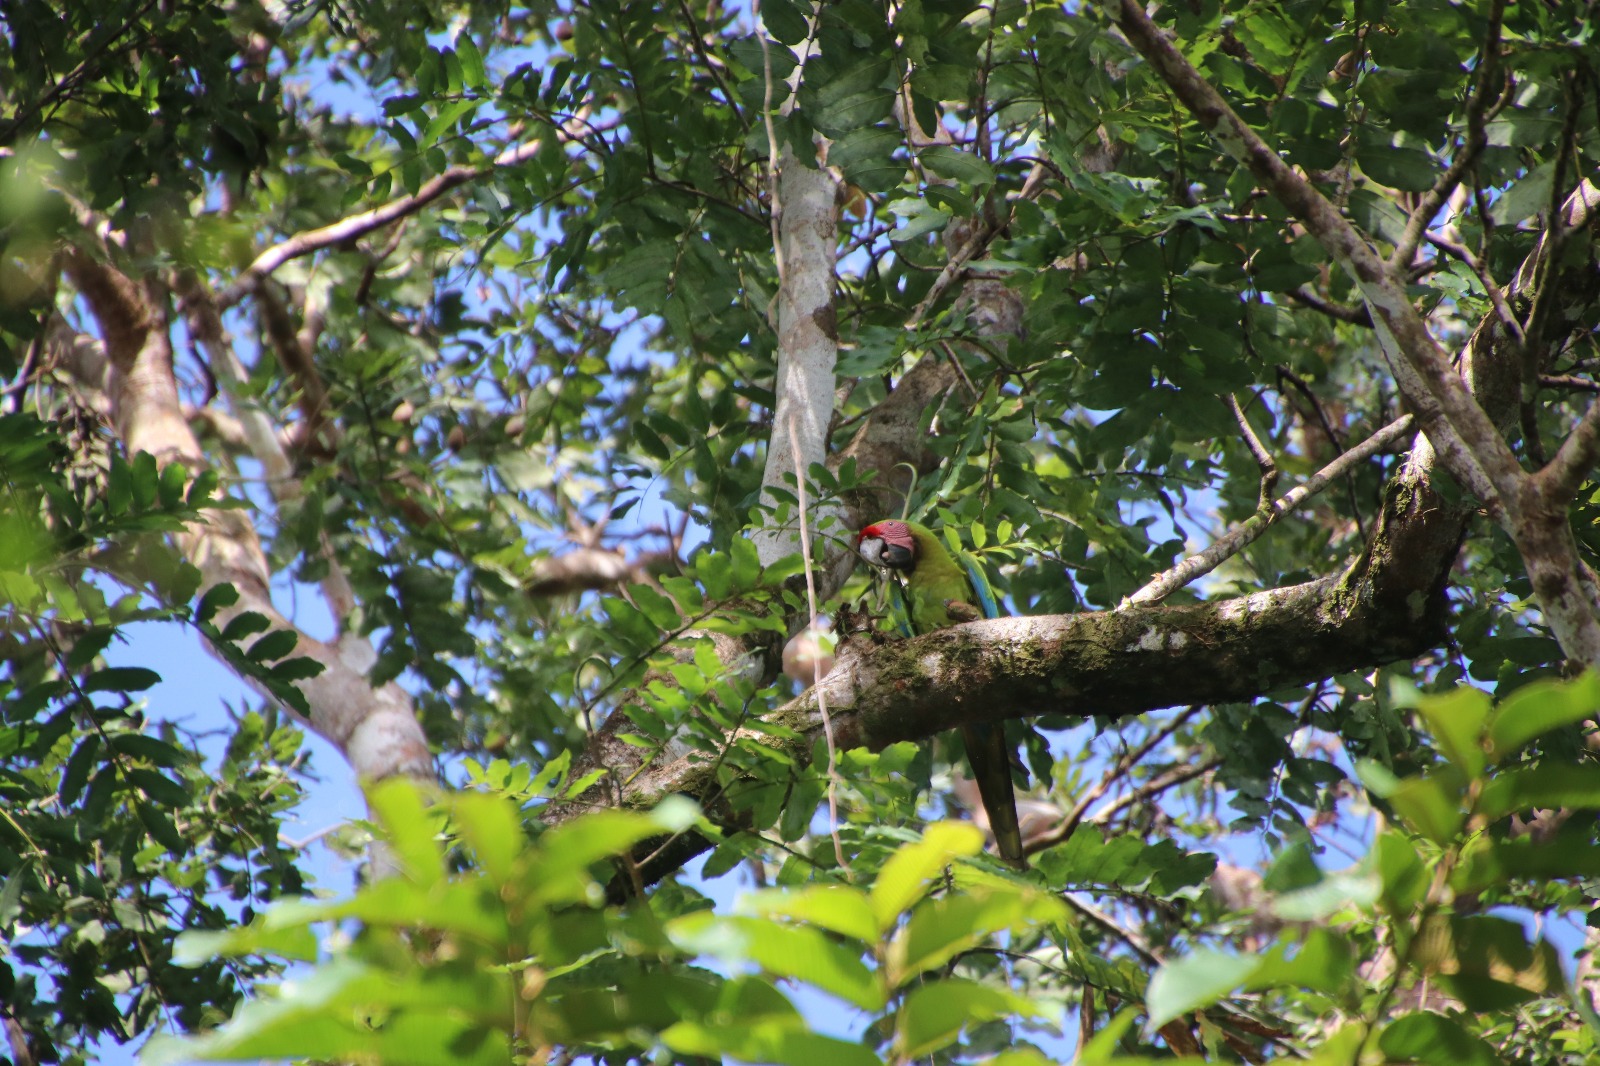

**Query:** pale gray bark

left=753, top=150, right=842, bottom=568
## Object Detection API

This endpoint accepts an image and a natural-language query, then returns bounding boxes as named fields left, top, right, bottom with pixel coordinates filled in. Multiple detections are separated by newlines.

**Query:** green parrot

left=855, top=519, right=1026, bottom=866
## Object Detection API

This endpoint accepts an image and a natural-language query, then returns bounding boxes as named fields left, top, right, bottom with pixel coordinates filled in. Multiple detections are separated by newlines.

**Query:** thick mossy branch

left=551, top=503, right=1453, bottom=836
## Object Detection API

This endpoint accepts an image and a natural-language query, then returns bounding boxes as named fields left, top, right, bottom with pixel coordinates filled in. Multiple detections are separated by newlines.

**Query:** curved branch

left=61, top=248, right=432, bottom=784
left=1126, top=414, right=1416, bottom=607
left=216, top=136, right=553, bottom=309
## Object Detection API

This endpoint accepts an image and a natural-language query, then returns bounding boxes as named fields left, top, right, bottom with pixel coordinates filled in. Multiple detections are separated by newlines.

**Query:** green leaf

left=1355, top=138, right=1438, bottom=192
left=1145, top=949, right=1259, bottom=1030
left=1479, top=762, right=1600, bottom=820
left=870, top=821, right=984, bottom=929
left=634, top=420, right=671, bottom=460
left=663, top=1020, right=883, bottom=1066
left=186, top=468, right=220, bottom=505
left=157, top=459, right=189, bottom=510
left=760, top=0, right=810, bottom=47
left=669, top=913, right=885, bottom=1011
left=128, top=767, right=191, bottom=807
left=136, top=800, right=189, bottom=854
left=1404, top=682, right=1489, bottom=778
left=528, top=807, right=674, bottom=904
left=131, top=449, right=160, bottom=510
left=1453, top=824, right=1600, bottom=893
left=144, top=959, right=513, bottom=1066
left=195, top=581, right=239, bottom=623
left=1077, top=1009, right=1143, bottom=1065
left=451, top=790, right=524, bottom=886
left=60, top=735, right=101, bottom=804
left=1386, top=772, right=1465, bottom=844
left=247, top=628, right=299, bottom=663
left=1490, top=159, right=1556, bottom=226
left=802, top=59, right=894, bottom=136
left=171, top=905, right=321, bottom=965
left=1372, top=829, right=1431, bottom=913
left=82, top=666, right=161, bottom=693
left=269, top=655, right=325, bottom=682
left=830, top=127, right=905, bottom=193
left=1242, top=928, right=1354, bottom=995
left=896, top=978, right=1037, bottom=1059
left=367, top=778, right=446, bottom=888
left=1486, top=672, right=1600, bottom=761
left=1413, top=914, right=1566, bottom=1011
left=1271, top=865, right=1381, bottom=922
left=740, top=885, right=881, bottom=943
left=730, top=534, right=761, bottom=590
left=105, top=453, right=133, bottom=516
left=454, top=34, right=486, bottom=90
left=0, top=863, right=29, bottom=926
left=1038, top=828, right=1215, bottom=898
left=889, top=887, right=1065, bottom=985
left=219, top=611, right=271, bottom=642
left=1379, top=1012, right=1501, bottom=1066
left=919, top=145, right=994, bottom=185
left=628, top=582, right=683, bottom=630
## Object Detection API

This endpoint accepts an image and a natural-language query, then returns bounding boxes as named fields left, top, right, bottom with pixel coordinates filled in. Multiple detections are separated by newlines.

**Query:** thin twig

left=1537, top=394, right=1600, bottom=505
left=1540, top=374, right=1600, bottom=393
left=1424, top=231, right=1525, bottom=346
left=1388, top=0, right=1507, bottom=271
left=216, top=136, right=551, bottom=309
left=1123, top=414, right=1416, bottom=606
left=755, top=0, right=786, bottom=284
left=1287, top=286, right=1371, bottom=327
left=1032, top=706, right=1204, bottom=850
left=1275, top=364, right=1368, bottom=541
left=1086, top=755, right=1224, bottom=826
left=1229, top=393, right=1279, bottom=510
left=791, top=415, right=848, bottom=874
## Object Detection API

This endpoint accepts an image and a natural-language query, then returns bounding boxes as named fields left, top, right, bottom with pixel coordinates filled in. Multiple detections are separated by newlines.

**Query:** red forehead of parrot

left=858, top=520, right=914, bottom=550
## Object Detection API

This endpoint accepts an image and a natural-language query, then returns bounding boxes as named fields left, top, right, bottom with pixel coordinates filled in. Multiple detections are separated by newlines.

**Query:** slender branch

left=1276, top=364, right=1368, bottom=541
left=791, top=415, right=848, bottom=873
left=216, top=138, right=547, bottom=309
left=0, top=0, right=162, bottom=147
left=1288, top=286, right=1371, bottom=327
left=1388, top=0, right=1507, bottom=270
left=1124, top=414, right=1416, bottom=607
left=1087, top=755, right=1224, bottom=826
left=1537, top=395, right=1600, bottom=505
left=1425, top=231, right=1525, bottom=346
left=1032, top=706, right=1205, bottom=851
left=523, top=547, right=675, bottom=597
left=1229, top=393, right=1278, bottom=510
left=755, top=0, right=787, bottom=283
left=256, top=282, right=336, bottom=453
left=1540, top=375, right=1600, bottom=393
left=675, top=0, right=745, bottom=130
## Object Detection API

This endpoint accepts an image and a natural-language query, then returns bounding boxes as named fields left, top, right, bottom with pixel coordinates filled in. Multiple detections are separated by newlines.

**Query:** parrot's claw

left=944, top=599, right=982, bottom=624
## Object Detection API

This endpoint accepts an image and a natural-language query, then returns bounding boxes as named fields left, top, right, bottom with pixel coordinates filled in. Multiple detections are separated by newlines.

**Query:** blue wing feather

left=960, top=553, right=1000, bottom=620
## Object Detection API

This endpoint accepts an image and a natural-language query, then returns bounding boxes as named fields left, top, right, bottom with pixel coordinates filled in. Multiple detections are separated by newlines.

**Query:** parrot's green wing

left=885, top=575, right=916, bottom=638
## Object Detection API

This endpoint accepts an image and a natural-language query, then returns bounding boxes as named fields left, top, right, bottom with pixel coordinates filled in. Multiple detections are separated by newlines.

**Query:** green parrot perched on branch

left=855, top=519, right=1026, bottom=866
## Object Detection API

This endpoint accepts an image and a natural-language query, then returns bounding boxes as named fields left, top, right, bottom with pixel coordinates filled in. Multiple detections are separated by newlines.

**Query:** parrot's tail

left=959, top=723, right=1027, bottom=868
